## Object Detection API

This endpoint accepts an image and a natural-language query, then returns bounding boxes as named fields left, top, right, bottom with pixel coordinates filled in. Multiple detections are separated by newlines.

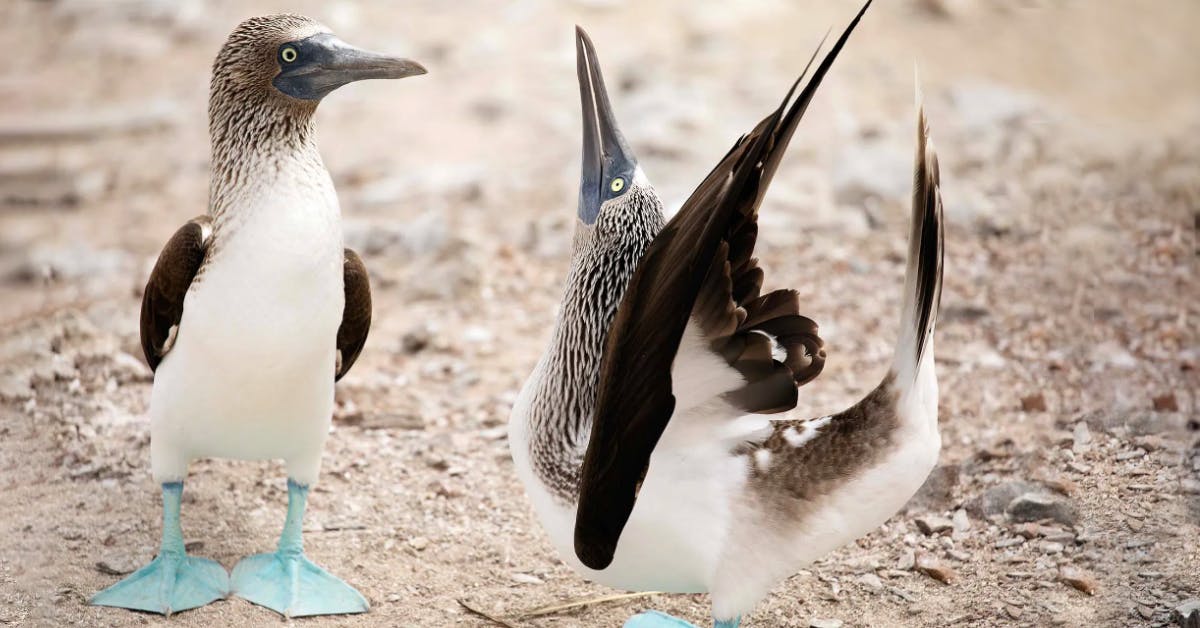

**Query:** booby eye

left=280, top=46, right=298, bottom=63
left=610, top=177, right=625, bottom=193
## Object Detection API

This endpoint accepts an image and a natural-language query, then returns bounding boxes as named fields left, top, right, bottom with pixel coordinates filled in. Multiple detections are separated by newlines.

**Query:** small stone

left=968, top=481, right=1039, bottom=518
left=408, top=536, right=429, bottom=551
left=1005, top=604, right=1023, bottom=619
left=809, top=619, right=843, bottom=628
left=509, top=572, right=543, bottom=585
left=1175, top=598, right=1200, bottom=628
left=897, top=549, right=916, bottom=570
left=1152, top=394, right=1178, bottom=412
left=915, top=515, right=954, bottom=536
left=1021, top=394, right=1047, bottom=412
left=1116, top=449, right=1147, bottom=461
left=951, top=509, right=971, bottom=532
left=914, top=552, right=956, bottom=584
left=1180, top=478, right=1200, bottom=495
left=1072, top=422, right=1092, bottom=451
left=385, top=593, right=401, bottom=603
left=1040, top=541, right=1064, bottom=554
left=995, top=537, right=1025, bottom=549
left=1058, top=566, right=1097, bottom=595
left=856, top=573, right=884, bottom=592
left=1007, top=492, right=1078, bottom=525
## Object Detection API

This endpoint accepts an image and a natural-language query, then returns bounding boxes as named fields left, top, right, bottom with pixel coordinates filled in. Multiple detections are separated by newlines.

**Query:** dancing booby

left=91, top=15, right=424, bottom=617
left=508, top=3, right=946, bottom=627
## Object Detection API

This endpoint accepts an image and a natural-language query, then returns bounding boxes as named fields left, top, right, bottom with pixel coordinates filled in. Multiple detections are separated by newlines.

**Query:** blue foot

left=92, top=552, right=228, bottom=615
left=91, top=482, right=228, bottom=615
left=625, top=610, right=699, bottom=627
left=624, top=611, right=741, bottom=628
left=232, top=552, right=368, bottom=617
left=231, top=479, right=368, bottom=617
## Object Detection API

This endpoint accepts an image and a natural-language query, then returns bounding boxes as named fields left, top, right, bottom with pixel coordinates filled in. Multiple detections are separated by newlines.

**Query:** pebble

left=1072, top=422, right=1092, bottom=451
left=1020, top=394, right=1047, bottom=412
left=914, top=552, right=955, bottom=584
left=809, top=619, right=843, bottom=628
left=1175, top=598, right=1200, bottom=628
left=856, top=573, right=884, bottom=592
left=995, top=537, right=1025, bottom=549
left=951, top=509, right=971, bottom=532
left=408, top=536, right=429, bottom=551
left=968, top=481, right=1039, bottom=518
left=915, top=515, right=954, bottom=536
left=1116, top=449, right=1147, bottom=461
left=509, top=572, right=543, bottom=585
left=1007, top=492, right=1078, bottom=525
left=1179, top=478, right=1200, bottom=495
left=1058, top=566, right=1097, bottom=595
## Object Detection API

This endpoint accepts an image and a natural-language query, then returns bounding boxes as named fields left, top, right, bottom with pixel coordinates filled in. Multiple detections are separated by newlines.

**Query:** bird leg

left=231, top=479, right=368, bottom=617
left=91, top=482, right=229, bottom=615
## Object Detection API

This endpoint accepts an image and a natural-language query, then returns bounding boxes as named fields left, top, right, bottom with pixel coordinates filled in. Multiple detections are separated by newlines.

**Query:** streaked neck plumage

left=524, top=183, right=666, bottom=502
left=206, top=63, right=324, bottom=228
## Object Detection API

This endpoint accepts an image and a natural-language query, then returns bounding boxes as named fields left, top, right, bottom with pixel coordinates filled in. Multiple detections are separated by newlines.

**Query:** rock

left=1116, top=449, right=1147, bottom=461
left=408, top=536, right=429, bottom=551
left=951, top=509, right=971, bottom=532
left=1021, top=394, right=1047, bottom=412
left=897, top=549, right=916, bottom=571
left=1175, top=598, right=1200, bottom=628
left=905, top=464, right=960, bottom=512
left=509, top=572, right=543, bottom=585
left=1058, top=566, right=1097, bottom=595
left=1180, top=478, right=1200, bottom=495
left=967, top=481, right=1038, bottom=518
left=914, top=552, right=955, bottom=584
left=856, top=573, right=884, bottom=592
left=1072, top=422, right=1092, bottom=451
left=1153, top=394, right=1179, bottom=412
left=1007, top=492, right=1078, bottom=525
left=809, top=619, right=843, bottom=628
left=915, top=516, right=954, bottom=536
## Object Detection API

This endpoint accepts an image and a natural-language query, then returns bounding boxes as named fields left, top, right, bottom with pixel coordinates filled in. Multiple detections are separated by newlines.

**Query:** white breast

left=149, top=165, right=345, bottom=485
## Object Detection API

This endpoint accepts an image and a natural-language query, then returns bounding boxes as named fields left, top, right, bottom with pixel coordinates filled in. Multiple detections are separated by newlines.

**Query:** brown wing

left=335, top=248, right=371, bottom=381
left=140, top=216, right=213, bottom=371
left=573, top=0, right=871, bottom=571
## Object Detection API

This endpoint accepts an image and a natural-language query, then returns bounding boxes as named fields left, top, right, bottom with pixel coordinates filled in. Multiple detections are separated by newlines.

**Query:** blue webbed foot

left=231, top=551, right=368, bottom=617
left=92, top=552, right=228, bottom=615
left=625, top=610, right=699, bottom=627
left=92, top=482, right=228, bottom=615
left=625, top=611, right=741, bottom=628
left=231, top=479, right=368, bottom=617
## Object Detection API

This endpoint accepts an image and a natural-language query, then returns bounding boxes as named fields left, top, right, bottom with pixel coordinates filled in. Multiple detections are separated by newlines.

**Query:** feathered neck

left=525, top=185, right=665, bottom=501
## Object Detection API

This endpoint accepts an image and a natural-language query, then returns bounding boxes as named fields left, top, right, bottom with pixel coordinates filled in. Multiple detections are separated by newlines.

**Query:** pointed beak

left=274, top=33, right=426, bottom=101
left=576, top=26, right=637, bottom=225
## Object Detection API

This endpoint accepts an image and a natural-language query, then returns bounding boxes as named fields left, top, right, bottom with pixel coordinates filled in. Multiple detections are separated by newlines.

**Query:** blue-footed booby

left=90, top=15, right=425, bottom=617
left=508, top=3, right=947, bottom=626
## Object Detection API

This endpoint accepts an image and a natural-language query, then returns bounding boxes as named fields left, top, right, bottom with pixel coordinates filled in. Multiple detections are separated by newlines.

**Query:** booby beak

left=576, top=26, right=638, bottom=225
left=274, top=32, right=426, bottom=101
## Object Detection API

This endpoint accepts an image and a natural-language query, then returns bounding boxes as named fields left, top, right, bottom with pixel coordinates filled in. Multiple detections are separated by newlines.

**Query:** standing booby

left=91, top=15, right=425, bottom=617
left=508, top=3, right=946, bottom=627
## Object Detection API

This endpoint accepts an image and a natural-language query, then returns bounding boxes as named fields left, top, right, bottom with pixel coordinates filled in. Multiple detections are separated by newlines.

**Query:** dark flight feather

left=336, top=248, right=372, bottom=381
left=574, top=0, right=873, bottom=570
left=140, top=216, right=212, bottom=371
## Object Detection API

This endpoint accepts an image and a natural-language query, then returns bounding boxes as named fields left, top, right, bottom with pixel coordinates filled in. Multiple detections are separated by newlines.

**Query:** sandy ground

left=1, top=0, right=1198, bottom=626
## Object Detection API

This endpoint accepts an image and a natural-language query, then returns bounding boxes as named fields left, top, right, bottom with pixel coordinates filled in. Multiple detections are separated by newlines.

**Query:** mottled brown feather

left=335, top=248, right=371, bottom=381
left=140, top=216, right=213, bottom=371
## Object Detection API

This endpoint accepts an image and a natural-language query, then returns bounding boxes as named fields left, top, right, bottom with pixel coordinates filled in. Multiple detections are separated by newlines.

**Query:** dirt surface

left=1, top=0, right=1198, bottom=626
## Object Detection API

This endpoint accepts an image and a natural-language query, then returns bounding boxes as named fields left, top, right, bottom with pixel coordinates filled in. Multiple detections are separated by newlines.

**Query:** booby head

left=211, top=14, right=426, bottom=110
left=575, top=27, right=652, bottom=229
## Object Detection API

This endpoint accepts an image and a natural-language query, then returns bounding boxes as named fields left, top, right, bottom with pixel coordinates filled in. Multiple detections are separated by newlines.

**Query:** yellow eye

left=610, top=177, right=625, bottom=193
left=280, top=46, right=298, bottom=63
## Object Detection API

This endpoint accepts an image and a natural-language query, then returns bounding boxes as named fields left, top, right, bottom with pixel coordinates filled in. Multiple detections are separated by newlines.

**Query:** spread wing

left=573, top=0, right=872, bottom=570
left=335, top=248, right=372, bottom=381
left=140, top=216, right=213, bottom=371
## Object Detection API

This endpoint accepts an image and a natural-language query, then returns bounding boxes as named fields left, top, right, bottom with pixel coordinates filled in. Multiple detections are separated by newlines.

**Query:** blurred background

left=0, top=0, right=1196, bottom=626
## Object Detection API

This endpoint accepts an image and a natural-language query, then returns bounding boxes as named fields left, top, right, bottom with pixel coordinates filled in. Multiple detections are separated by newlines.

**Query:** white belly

left=150, top=180, right=344, bottom=485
